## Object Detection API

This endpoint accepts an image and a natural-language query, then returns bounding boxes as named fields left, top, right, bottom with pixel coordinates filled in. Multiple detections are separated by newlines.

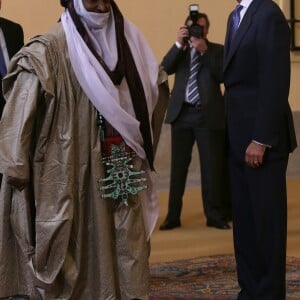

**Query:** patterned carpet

left=150, top=254, right=300, bottom=300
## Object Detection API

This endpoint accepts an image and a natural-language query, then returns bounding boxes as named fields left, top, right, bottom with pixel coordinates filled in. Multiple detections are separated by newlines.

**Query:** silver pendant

left=99, top=142, right=147, bottom=206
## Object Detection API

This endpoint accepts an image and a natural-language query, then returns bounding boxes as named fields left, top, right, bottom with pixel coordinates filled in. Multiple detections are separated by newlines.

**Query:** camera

left=187, top=4, right=204, bottom=39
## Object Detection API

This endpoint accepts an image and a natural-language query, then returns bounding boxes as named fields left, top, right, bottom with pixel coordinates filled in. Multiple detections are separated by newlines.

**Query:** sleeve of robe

left=0, top=70, right=42, bottom=183
left=0, top=67, right=45, bottom=295
left=0, top=48, right=70, bottom=288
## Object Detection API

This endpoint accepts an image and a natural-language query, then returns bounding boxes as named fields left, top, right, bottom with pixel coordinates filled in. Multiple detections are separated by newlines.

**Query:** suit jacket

left=162, top=41, right=225, bottom=130
left=0, top=17, right=24, bottom=116
left=223, top=0, right=297, bottom=162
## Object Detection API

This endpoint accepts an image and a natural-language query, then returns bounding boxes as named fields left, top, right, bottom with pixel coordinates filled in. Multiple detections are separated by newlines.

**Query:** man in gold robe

left=0, top=0, right=167, bottom=299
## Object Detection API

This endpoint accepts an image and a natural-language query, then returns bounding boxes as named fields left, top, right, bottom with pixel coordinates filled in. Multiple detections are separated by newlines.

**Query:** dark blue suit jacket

left=0, top=17, right=24, bottom=117
left=224, top=0, right=297, bottom=162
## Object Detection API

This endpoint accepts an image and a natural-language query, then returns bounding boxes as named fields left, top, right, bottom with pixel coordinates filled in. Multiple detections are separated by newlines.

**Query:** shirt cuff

left=252, top=140, right=272, bottom=148
left=175, top=41, right=183, bottom=49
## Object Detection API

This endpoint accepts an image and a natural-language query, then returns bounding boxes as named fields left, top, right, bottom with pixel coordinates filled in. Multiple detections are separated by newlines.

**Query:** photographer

left=160, top=9, right=231, bottom=230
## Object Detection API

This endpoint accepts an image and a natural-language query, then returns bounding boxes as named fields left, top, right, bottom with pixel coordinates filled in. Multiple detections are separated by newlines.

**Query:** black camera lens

left=188, top=24, right=204, bottom=38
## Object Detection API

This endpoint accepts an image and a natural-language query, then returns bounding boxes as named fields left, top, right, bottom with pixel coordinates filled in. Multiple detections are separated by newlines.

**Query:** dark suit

left=223, top=0, right=297, bottom=299
left=0, top=17, right=24, bottom=117
left=162, top=41, right=230, bottom=225
left=0, top=17, right=24, bottom=187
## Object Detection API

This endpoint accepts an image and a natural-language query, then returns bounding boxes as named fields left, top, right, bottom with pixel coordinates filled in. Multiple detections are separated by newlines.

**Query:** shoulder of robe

left=5, top=23, right=67, bottom=96
left=10, top=23, right=66, bottom=74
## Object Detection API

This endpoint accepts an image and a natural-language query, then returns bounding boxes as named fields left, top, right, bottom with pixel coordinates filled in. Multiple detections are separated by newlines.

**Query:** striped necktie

left=187, top=52, right=201, bottom=104
left=0, top=46, right=7, bottom=78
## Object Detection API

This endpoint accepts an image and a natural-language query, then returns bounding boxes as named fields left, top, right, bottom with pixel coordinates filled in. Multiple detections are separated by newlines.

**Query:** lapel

left=0, top=18, right=14, bottom=59
left=223, top=0, right=264, bottom=72
left=224, top=12, right=234, bottom=61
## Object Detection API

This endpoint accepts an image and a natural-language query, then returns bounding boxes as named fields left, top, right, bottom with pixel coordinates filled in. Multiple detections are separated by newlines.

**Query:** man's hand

left=245, top=142, right=266, bottom=168
left=7, top=176, right=28, bottom=191
left=190, top=36, right=208, bottom=53
left=176, top=26, right=189, bottom=47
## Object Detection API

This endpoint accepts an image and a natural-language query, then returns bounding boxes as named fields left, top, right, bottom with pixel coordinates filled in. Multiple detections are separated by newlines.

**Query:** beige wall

left=1, top=0, right=299, bottom=109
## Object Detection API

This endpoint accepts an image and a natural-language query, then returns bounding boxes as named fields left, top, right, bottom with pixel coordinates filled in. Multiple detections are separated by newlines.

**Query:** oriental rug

left=149, top=254, right=300, bottom=300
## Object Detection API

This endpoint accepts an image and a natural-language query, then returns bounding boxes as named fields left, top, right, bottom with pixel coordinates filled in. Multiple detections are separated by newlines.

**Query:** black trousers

left=230, top=157, right=288, bottom=300
left=166, top=104, right=229, bottom=222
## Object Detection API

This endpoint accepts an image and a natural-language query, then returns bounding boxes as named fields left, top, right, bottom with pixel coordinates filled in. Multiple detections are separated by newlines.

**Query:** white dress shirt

left=238, top=0, right=254, bottom=27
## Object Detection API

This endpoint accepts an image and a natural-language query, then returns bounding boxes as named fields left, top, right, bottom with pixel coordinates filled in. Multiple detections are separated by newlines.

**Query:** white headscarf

left=73, top=0, right=117, bottom=70
left=61, top=0, right=159, bottom=238
left=61, top=0, right=159, bottom=160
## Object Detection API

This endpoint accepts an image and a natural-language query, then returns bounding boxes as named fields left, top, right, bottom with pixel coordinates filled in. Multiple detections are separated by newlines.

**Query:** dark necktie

left=229, top=4, right=243, bottom=43
left=187, top=52, right=201, bottom=104
left=0, top=46, right=7, bottom=78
